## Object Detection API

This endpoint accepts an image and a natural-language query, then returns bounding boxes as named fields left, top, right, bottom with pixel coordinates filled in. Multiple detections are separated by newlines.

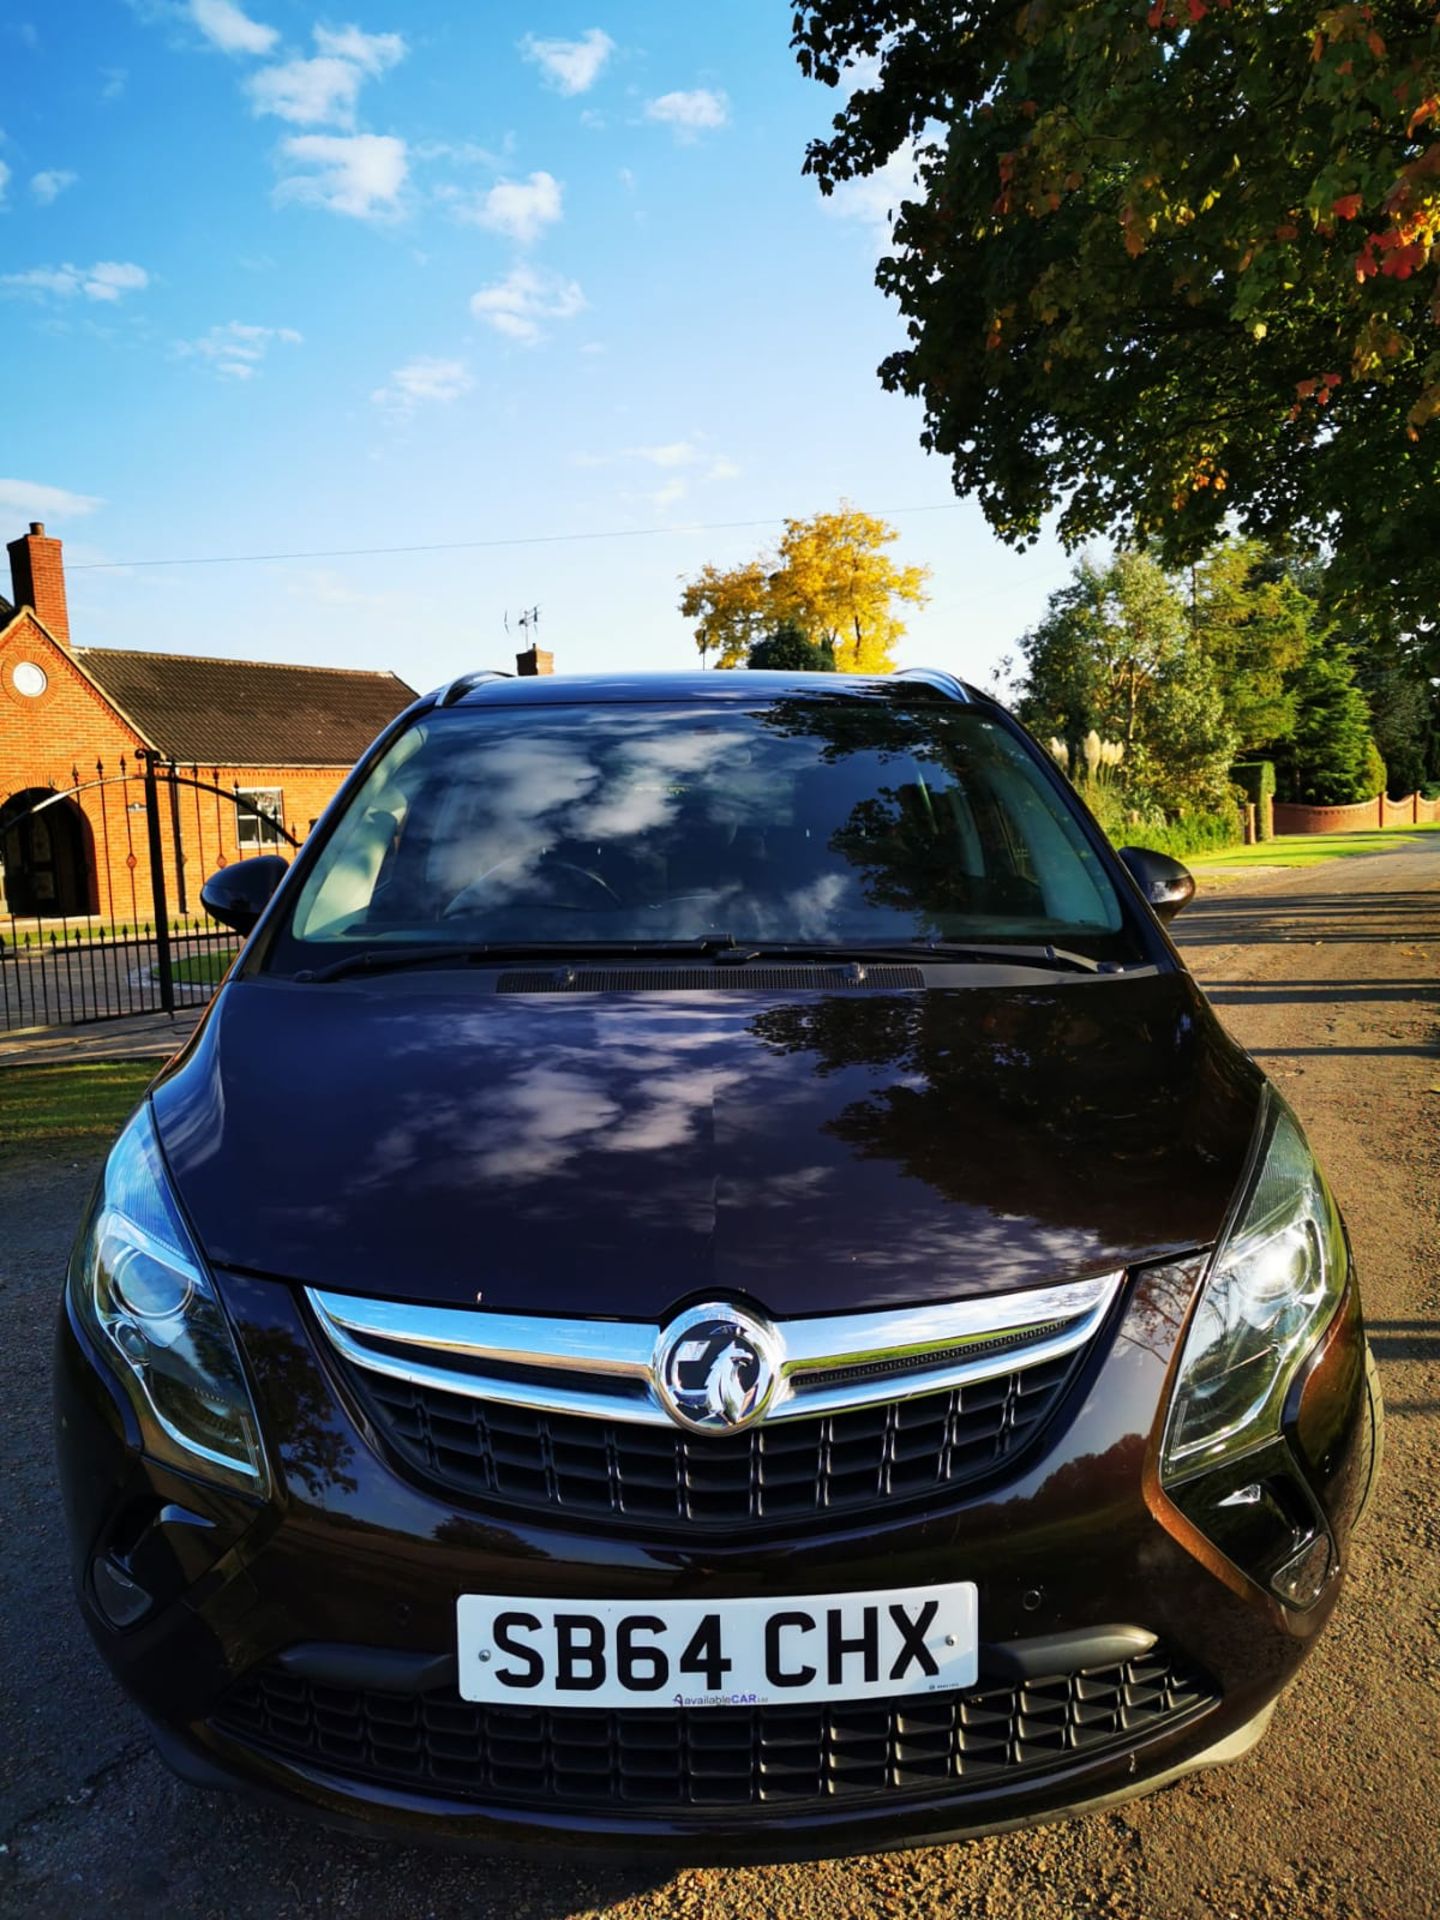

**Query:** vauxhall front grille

left=306, top=1271, right=1122, bottom=1531
left=345, top=1353, right=1081, bottom=1526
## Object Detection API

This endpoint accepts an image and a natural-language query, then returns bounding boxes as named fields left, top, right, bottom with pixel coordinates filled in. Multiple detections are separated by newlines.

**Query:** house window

left=236, top=787, right=285, bottom=850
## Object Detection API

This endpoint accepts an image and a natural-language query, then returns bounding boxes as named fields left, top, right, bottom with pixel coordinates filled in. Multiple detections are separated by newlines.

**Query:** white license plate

left=456, top=1583, right=977, bottom=1709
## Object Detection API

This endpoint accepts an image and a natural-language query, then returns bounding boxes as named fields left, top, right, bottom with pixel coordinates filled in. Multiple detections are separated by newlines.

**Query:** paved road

left=2, top=844, right=1437, bottom=1919
left=0, top=1006, right=202, bottom=1068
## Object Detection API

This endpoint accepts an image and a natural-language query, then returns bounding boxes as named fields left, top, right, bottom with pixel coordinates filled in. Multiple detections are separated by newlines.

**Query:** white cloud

left=0, top=478, right=105, bottom=522
left=312, top=24, right=406, bottom=73
left=571, top=439, right=740, bottom=480
left=189, top=0, right=277, bottom=56
left=645, top=88, right=728, bottom=137
left=414, top=137, right=511, bottom=168
left=520, top=28, right=614, bottom=97
left=827, top=136, right=921, bottom=239
left=248, top=54, right=365, bottom=125
left=371, top=354, right=473, bottom=416
left=176, top=319, right=302, bottom=379
left=100, top=68, right=128, bottom=100
left=275, top=134, right=408, bottom=218
left=30, top=169, right=77, bottom=205
left=842, top=51, right=886, bottom=96
left=1, top=261, right=149, bottom=302
left=650, top=477, right=688, bottom=511
left=630, top=441, right=701, bottom=469
left=0, top=161, right=9, bottom=206
left=247, top=24, right=406, bottom=126
left=469, top=265, right=586, bottom=344
left=451, top=170, right=562, bottom=246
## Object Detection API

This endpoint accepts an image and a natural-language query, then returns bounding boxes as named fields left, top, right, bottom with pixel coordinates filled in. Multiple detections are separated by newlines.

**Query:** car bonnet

left=151, top=967, right=1263, bottom=1319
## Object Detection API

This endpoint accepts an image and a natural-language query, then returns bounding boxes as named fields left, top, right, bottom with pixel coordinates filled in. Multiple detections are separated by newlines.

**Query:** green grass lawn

left=1, top=1061, right=154, bottom=1160
left=1189, top=820, right=1440, bottom=872
left=170, top=948, right=237, bottom=987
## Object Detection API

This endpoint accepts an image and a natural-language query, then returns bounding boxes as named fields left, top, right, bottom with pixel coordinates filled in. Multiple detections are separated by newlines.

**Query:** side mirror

left=1118, top=846, right=1196, bottom=923
left=200, top=855, right=289, bottom=936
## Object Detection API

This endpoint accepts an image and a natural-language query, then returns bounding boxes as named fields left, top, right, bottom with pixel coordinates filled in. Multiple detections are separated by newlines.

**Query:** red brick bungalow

left=0, top=523, right=416, bottom=926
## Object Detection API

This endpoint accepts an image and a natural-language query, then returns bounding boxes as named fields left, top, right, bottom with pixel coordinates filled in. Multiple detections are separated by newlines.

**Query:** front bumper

left=53, top=1259, right=1376, bottom=1860
left=136, top=1685, right=1279, bottom=1862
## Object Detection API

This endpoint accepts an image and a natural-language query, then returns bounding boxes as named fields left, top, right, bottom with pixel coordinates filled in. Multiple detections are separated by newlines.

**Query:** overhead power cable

left=66, top=503, right=965, bottom=573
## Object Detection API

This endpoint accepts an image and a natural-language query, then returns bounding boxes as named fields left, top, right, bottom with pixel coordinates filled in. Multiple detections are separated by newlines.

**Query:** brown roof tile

left=73, top=646, right=417, bottom=767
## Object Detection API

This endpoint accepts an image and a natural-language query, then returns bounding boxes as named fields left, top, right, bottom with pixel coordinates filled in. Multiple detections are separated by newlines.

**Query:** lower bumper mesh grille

left=212, top=1647, right=1216, bottom=1812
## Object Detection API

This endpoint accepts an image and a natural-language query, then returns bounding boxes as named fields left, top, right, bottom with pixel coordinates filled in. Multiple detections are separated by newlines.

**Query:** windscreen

left=276, top=695, right=1136, bottom=961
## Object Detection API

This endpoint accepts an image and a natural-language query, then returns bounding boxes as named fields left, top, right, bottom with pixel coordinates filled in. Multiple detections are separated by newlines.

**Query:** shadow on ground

left=1180, top=890, right=1440, bottom=947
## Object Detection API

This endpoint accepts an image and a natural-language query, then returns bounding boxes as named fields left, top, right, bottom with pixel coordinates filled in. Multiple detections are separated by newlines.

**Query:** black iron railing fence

left=0, top=914, right=241, bottom=1031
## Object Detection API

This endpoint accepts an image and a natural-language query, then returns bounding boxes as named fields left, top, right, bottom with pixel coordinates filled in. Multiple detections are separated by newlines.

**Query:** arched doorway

left=0, top=787, right=98, bottom=917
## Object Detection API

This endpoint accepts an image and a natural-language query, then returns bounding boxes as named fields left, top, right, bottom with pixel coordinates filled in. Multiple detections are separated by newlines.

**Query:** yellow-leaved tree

left=680, top=506, right=929, bottom=672
left=676, top=558, right=773, bottom=669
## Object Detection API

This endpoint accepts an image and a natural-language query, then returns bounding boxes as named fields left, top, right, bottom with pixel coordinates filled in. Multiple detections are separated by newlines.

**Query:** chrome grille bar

left=308, top=1272, right=1124, bottom=1428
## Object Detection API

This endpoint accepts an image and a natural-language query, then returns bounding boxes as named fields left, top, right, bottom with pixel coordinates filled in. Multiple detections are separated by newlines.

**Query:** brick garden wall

left=1273, top=793, right=1440, bottom=834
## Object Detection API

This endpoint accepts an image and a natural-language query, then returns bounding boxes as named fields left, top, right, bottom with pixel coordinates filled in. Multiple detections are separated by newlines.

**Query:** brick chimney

left=7, top=522, right=71, bottom=647
left=515, top=644, right=555, bottom=677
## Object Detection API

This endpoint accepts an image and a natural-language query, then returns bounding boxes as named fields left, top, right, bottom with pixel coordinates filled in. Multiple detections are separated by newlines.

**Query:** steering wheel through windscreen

left=441, top=847, right=623, bottom=918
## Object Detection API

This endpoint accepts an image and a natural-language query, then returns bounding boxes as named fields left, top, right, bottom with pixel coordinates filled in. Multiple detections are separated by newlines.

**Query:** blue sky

left=1, top=1, right=1074, bottom=693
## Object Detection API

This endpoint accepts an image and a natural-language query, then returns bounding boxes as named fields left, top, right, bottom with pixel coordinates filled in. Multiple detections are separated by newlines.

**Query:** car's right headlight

left=68, top=1102, right=268, bottom=1497
left=1161, top=1091, right=1347, bottom=1482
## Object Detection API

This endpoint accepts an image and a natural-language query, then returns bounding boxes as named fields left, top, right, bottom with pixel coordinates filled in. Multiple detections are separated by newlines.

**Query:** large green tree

left=1276, top=643, right=1386, bottom=804
left=1350, top=620, right=1438, bottom=795
left=1189, top=539, right=1318, bottom=753
left=1018, top=550, right=1236, bottom=812
left=793, top=3, right=1440, bottom=628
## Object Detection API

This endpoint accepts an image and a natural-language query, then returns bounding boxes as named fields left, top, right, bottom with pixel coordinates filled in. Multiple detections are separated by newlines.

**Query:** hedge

left=1231, top=761, right=1276, bottom=841
left=1123, top=807, right=1244, bottom=861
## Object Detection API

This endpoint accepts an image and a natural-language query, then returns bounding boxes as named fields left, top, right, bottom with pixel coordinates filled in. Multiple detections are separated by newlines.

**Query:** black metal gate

left=0, top=754, right=300, bottom=1032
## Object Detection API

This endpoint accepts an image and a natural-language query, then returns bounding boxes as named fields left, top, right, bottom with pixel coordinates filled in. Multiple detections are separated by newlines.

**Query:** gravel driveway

left=2, top=842, right=1436, bottom=1919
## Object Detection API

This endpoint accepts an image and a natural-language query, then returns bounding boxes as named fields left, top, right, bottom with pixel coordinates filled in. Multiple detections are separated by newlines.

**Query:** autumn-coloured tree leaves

left=679, top=507, right=929, bottom=672
left=791, top=2, right=1440, bottom=634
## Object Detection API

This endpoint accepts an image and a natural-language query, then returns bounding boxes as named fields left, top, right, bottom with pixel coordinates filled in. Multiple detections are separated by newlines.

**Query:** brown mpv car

left=55, top=668, right=1383, bottom=1858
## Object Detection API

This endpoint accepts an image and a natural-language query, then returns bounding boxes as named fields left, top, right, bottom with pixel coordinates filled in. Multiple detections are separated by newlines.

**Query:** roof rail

left=434, top=668, right=514, bottom=709
left=893, top=667, right=971, bottom=703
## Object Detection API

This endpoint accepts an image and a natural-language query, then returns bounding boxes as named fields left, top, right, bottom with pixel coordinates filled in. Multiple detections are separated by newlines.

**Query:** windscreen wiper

left=293, top=935, right=1118, bottom=985
left=704, top=941, right=1111, bottom=974
left=886, top=940, right=1108, bottom=974
left=293, top=936, right=745, bottom=984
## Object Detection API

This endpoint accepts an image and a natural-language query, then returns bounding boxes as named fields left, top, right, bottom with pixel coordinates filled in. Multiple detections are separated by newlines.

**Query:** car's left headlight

left=68, top=1102, right=269, bottom=1496
left=1162, top=1091, right=1347, bottom=1482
